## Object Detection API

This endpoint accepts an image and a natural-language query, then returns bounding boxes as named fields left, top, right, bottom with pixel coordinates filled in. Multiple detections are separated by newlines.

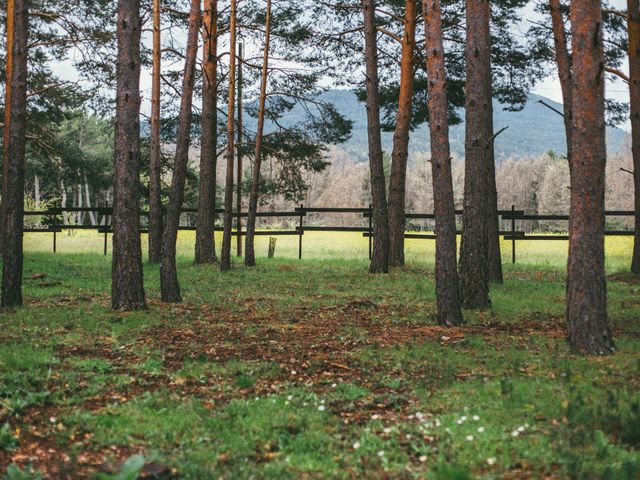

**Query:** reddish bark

left=362, top=0, right=390, bottom=274
left=1, top=0, right=27, bottom=308
left=1, top=0, right=14, bottom=256
left=423, top=0, right=463, bottom=326
left=220, top=0, right=237, bottom=272
left=628, top=0, right=640, bottom=274
left=112, top=0, right=146, bottom=310
left=148, top=0, right=162, bottom=264
left=236, top=43, right=244, bottom=258
left=245, top=0, right=271, bottom=267
left=159, top=0, right=201, bottom=302
left=459, top=0, right=491, bottom=309
left=566, top=0, right=614, bottom=355
left=195, top=0, right=219, bottom=265
left=388, top=0, right=416, bottom=268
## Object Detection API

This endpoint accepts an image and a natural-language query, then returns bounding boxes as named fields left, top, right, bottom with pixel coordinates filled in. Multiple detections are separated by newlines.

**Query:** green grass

left=0, top=235, right=638, bottom=478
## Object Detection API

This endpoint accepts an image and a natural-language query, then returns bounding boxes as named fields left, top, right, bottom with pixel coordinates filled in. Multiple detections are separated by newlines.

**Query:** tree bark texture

left=159, top=0, right=200, bottom=302
left=565, top=0, right=614, bottom=355
left=459, top=0, right=491, bottom=309
left=236, top=42, right=244, bottom=258
left=0, top=0, right=15, bottom=256
left=550, top=0, right=574, bottom=162
left=195, top=0, right=219, bottom=264
left=388, top=0, right=416, bottom=268
left=148, top=0, right=163, bottom=264
left=1, top=0, right=27, bottom=308
left=111, top=0, right=146, bottom=311
left=362, top=0, right=390, bottom=274
left=245, top=0, right=271, bottom=267
left=423, top=0, right=463, bottom=326
left=220, top=0, right=237, bottom=272
left=628, top=0, right=640, bottom=274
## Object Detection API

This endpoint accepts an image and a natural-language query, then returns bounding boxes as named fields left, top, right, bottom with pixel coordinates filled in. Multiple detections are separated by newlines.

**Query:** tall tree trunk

left=159, top=0, right=200, bottom=302
left=34, top=175, right=40, bottom=210
left=245, top=0, right=271, bottom=267
left=566, top=0, right=614, bottom=355
left=362, top=0, right=390, bottom=274
left=236, top=42, right=243, bottom=257
left=628, top=0, right=640, bottom=274
left=220, top=0, right=237, bottom=272
left=148, top=0, right=163, bottom=263
left=77, top=183, right=85, bottom=225
left=112, top=0, right=146, bottom=311
left=459, top=0, right=491, bottom=309
left=483, top=4, right=502, bottom=284
left=550, top=0, right=573, bottom=162
left=387, top=0, right=416, bottom=267
left=1, top=0, right=27, bottom=308
left=423, top=0, right=463, bottom=326
left=195, top=0, right=219, bottom=264
left=84, top=177, right=97, bottom=225
left=1, top=0, right=14, bottom=257
left=60, top=179, right=68, bottom=225
left=486, top=141, right=503, bottom=283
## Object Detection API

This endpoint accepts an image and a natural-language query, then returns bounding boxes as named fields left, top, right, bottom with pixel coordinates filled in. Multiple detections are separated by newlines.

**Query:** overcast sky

left=52, top=0, right=632, bottom=130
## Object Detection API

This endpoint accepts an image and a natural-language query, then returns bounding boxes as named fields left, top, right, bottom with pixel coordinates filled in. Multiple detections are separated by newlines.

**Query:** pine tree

left=566, top=0, right=615, bottom=355
left=159, top=0, right=201, bottom=302
left=195, top=0, right=219, bottom=265
left=112, top=0, right=146, bottom=311
left=1, top=0, right=27, bottom=307
left=423, top=0, right=463, bottom=325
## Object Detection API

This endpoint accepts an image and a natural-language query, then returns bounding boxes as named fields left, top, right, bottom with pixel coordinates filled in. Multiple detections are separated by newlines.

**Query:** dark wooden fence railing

left=22, top=205, right=635, bottom=262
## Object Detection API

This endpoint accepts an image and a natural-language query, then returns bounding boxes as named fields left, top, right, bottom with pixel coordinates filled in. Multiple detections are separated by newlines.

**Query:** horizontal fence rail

left=20, top=204, right=636, bottom=262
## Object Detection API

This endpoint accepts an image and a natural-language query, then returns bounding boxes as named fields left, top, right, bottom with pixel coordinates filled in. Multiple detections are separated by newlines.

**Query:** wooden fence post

left=368, top=203, right=372, bottom=260
left=298, top=204, right=304, bottom=260
left=511, top=204, right=516, bottom=264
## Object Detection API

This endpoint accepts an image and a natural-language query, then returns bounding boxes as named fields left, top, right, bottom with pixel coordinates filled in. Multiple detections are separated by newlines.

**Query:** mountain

left=264, top=89, right=628, bottom=163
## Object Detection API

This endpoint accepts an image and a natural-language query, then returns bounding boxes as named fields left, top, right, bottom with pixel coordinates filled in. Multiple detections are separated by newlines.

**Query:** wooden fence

left=23, top=205, right=635, bottom=263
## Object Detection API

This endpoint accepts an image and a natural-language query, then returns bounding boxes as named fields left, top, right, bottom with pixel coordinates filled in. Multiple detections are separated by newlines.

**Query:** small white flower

left=472, top=415, right=480, bottom=421
left=435, top=419, right=441, bottom=427
left=291, top=370, right=297, bottom=375
left=477, top=426, right=485, bottom=433
left=466, top=435, right=474, bottom=441
left=511, top=430, right=519, bottom=437
left=487, top=457, right=496, bottom=466
left=456, top=419, right=464, bottom=425
left=318, top=405, right=326, bottom=411
left=405, top=434, right=412, bottom=440
left=331, top=383, right=337, bottom=388
left=517, top=426, right=525, bottom=432
left=415, top=412, right=424, bottom=420
left=445, top=427, right=452, bottom=433
left=419, top=455, right=427, bottom=463
left=353, top=441, right=361, bottom=449
left=525, top=423, right=530, bottom=428
left=285, top=401, right=290, bottom=405
left=460, top=415, right=467, bottom=422
left=287, top=395, right=293, bottom=400
left=320, top=399, right=325, bottom=404
left=383, top=427, right=391, bottom=434
left=377, top=450, right=385, bottom=457
left=372, top=414, right=381, bottom=420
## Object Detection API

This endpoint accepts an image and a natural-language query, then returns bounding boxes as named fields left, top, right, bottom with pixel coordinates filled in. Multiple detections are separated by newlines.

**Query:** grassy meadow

left=0, top=232, right=638, bottom=478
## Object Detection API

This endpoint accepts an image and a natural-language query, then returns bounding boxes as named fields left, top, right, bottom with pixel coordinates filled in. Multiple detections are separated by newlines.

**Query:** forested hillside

left=255, top=90, right=629, bottom=162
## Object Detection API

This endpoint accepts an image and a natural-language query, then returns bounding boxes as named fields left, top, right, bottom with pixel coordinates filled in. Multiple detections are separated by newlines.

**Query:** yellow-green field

left=24, top=229, right=634, bottom=271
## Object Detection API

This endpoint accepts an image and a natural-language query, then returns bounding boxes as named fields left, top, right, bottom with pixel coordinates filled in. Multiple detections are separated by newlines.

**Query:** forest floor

left=1, top=237, right=639, bottom=479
